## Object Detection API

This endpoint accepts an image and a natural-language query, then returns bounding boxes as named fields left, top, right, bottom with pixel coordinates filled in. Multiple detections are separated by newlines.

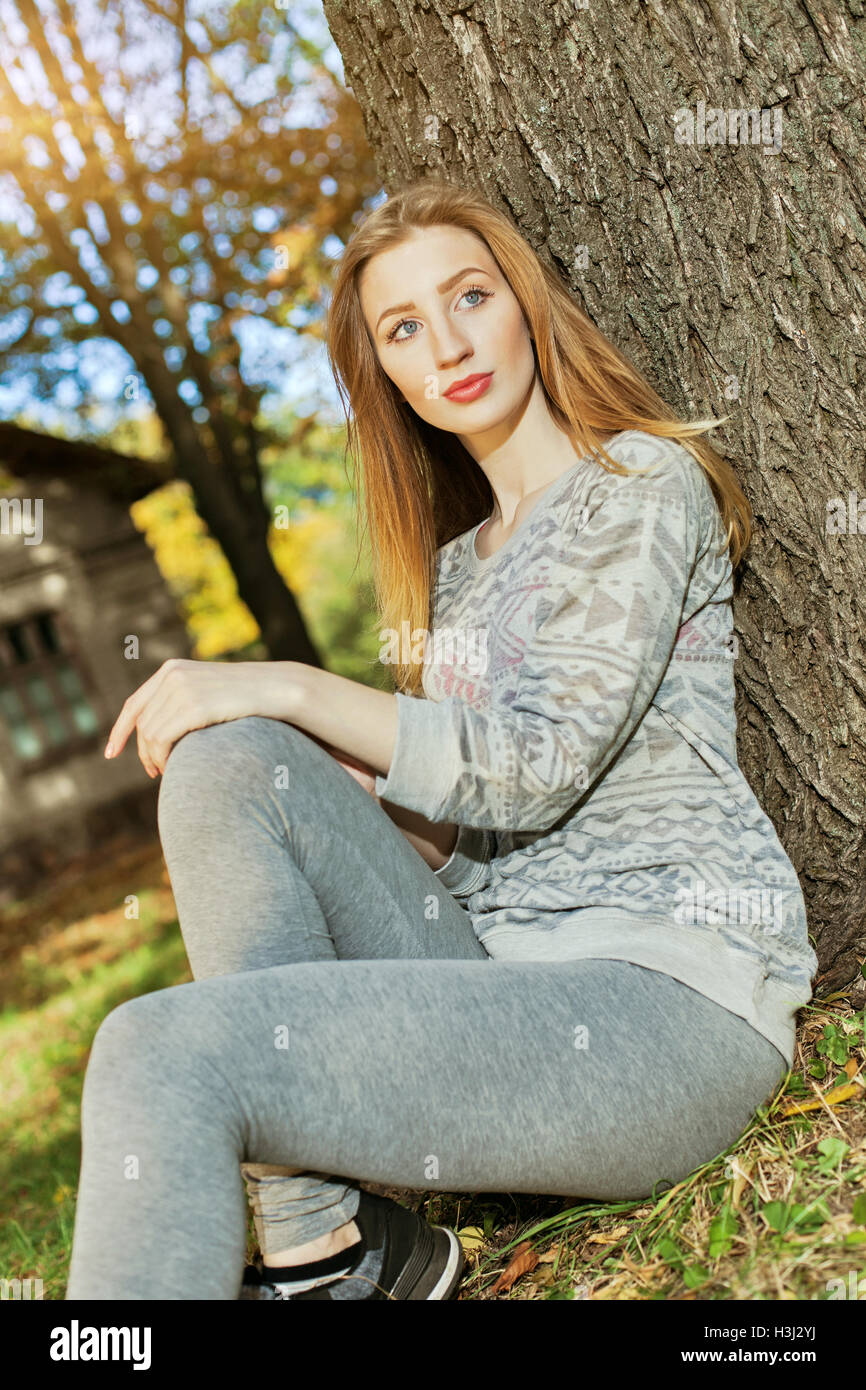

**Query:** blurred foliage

left=0, top=0, right=383, bottom=661
left=130, top=411, right=388, bottom=688
left=0, top=0, right=378, bottom=402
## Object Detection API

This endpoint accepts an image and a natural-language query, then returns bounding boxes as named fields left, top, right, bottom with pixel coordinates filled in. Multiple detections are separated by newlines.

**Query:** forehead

left=358, top=225, right=497, bottom=318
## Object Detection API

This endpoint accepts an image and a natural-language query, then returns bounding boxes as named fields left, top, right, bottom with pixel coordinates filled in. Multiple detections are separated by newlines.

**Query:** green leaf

left=852, top=1194, right=866, bottom=1226
left=761, top=1199, right=829, bottom=1235
left=816, top=1024, right=850, bottom=1066
left=788, top=1200, right=832, bottom=1233
left=682, top=1263, right=710, bottom=1288
left=657, top=1237, right=685, bottom=1269
left=762, top=1200, right=789, bottom=1232
left=708, top=1205, right=739, bottom=1258
left=815, top=1136, right=849, bottom=1173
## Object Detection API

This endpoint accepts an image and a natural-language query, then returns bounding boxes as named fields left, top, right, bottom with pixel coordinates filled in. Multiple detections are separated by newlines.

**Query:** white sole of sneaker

left=427, top=1227, right=463, bottom=1300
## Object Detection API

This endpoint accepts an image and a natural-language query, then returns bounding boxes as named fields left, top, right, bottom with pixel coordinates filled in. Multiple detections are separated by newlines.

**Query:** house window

left=0, top=611, right=103, bottom=767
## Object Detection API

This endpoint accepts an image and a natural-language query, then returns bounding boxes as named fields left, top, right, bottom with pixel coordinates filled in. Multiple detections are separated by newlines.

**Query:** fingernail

left=104, top=742, right=114, bottom=758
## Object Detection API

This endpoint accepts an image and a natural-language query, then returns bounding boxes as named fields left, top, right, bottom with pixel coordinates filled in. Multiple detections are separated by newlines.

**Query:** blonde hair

left=326, top=177, right=752, bottom=695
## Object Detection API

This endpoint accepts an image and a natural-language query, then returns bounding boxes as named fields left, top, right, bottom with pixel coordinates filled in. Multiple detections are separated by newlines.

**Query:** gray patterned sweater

left=375, top=430, right=817, bottom=1066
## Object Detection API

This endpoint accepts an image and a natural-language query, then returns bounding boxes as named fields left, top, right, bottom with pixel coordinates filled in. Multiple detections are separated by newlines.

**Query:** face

left=358, top=224, right=537, bottom=448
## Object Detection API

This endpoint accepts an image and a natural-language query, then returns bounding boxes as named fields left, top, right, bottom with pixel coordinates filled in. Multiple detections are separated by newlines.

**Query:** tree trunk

left=148, top=387, right=322, bottom=668
left=322, top=0, right=866, bottom=1000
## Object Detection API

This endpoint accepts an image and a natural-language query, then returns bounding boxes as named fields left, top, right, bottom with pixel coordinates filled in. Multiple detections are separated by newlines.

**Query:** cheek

left=502, top=320, right=536, bottom=388
left=497, top=306, right=532, bottom=358
left=380, top=354, right=420, bottom=399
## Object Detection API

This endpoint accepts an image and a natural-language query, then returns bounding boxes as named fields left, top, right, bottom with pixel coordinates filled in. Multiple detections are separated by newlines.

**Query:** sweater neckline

left=463, top=431, right=629, bottom=575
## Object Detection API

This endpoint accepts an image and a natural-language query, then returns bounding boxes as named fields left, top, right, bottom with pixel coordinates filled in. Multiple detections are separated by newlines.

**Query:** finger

left=106, top=662, right=175, bottom=757
left=138, top=683, right=207, bottom=775
left=136, top=724, right=160, bottom=779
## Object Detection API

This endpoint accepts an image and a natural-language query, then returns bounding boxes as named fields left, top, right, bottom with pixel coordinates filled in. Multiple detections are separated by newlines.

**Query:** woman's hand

left=307, top=733, right=379, bottom=797
left=103, top=657, right=301, bottom=778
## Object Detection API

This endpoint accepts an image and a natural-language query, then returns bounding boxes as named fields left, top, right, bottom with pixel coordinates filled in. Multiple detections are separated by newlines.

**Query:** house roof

left=0, top=423, right=172, bottom=507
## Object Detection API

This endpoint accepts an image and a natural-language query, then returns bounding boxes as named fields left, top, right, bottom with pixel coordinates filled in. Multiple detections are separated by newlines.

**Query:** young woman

left=66, top=178, right=817, bottom=1301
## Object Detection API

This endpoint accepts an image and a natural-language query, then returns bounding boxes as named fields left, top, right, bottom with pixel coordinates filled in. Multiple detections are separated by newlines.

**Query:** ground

left=2, top=838, right=864, bottom=1301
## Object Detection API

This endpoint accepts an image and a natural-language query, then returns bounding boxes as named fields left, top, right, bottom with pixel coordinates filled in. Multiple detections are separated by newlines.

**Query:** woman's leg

left=65, top=954, right=787, bottom=1299
left=154, top=715, right=489, bottom=1260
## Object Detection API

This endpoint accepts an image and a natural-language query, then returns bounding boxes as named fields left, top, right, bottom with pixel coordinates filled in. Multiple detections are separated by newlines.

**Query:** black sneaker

left=239, top=1263, right=273, bottom=1299
left=240, top=1190, right=464, bottom=1301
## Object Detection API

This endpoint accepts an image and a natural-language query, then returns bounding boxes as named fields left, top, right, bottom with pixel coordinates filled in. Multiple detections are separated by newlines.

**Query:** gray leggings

left=66, top=715, right=788, bottom=1300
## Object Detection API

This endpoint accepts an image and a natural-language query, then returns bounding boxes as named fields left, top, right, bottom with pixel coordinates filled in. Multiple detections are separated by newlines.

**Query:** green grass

left=1, top=846, right=199, bottom=1299
left=2, top=846, right=864, bottom=1300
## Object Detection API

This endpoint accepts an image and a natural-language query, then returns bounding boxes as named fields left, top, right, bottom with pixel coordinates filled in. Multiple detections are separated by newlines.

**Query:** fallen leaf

left=586, top=1225, right=630, bottom=1245
left=455, top=1226, right=486, bottom=1253
left=727, top=1156, right=754, bottom=1209
left=490, top=1240, right=538, bottom=1294
left=780, top=1082, right=861, bottom=1116
left=537, top=1242, right=565, bottom=1264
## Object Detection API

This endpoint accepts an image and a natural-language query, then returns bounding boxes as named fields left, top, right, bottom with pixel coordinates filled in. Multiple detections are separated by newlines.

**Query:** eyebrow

left=375, top=266, right=492, bottom=333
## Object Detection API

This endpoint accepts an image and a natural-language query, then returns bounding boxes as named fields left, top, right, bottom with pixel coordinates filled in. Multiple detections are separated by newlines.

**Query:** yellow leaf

left=780, top=1081, right=861, bottom=1116
left=537, top=1242, right=565, bottom=1264
left=455, top=1226, right=486, bottom=1252
left=824, top=1080, right=862, bottom=1104
left=586, top=1225, right=630, bottom=1245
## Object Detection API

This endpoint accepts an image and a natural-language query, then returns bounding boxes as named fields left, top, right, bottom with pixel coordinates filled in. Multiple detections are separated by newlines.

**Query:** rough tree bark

left=322, top=0, right=866, bottom=1001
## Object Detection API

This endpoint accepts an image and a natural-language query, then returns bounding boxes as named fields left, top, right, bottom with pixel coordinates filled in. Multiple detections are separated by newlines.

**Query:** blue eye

left=460, top=287, right=487, bottom=308
left=385, top=284, right=493, bottom=344
left=387, top=318, right=420, bottom=344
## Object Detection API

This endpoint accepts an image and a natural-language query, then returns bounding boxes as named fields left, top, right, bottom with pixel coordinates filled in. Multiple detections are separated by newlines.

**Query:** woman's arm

left=307, top=731, right=458, bottom=871
left=378, top=800, right=458, bottom=870
left=102, top=656, right=463, bottom=876
left=104, top=658, right=404, bottom=778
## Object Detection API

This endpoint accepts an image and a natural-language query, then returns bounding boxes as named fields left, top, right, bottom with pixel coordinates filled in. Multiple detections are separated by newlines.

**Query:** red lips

left=444, top=372, right=494, bottom=400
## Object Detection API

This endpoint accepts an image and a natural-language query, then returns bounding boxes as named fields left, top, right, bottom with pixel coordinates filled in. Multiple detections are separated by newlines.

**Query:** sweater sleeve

left=431, top=823, right=497, bottom=898
left=374, top=450, right=707, bottom=834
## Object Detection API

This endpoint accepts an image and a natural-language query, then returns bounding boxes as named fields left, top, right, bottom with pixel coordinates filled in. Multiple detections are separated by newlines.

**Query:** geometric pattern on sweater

left=374, top=430, right=817, bottom=1049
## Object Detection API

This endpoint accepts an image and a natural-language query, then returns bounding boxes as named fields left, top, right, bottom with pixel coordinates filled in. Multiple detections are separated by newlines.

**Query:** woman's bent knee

left=85, top=990, right=224, bottom=1103
left=86, top=992, right=183, bottom=1081
left=82, top=987, right=249, bottom=1144
left=159, top=716, right=322, bottom=812
left=157, top=717, right=295, bottom=841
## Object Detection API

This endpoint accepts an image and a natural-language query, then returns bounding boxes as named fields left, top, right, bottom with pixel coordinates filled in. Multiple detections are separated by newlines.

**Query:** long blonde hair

left=326, top=177, right=752, bottom=695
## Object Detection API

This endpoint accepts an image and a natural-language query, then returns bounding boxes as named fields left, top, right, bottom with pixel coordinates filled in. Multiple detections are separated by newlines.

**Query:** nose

left=428, top=313, right=474, bottom=371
